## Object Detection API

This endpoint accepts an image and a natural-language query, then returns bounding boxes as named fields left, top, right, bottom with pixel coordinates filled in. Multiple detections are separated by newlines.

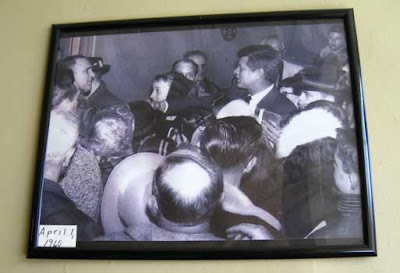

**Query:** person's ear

left=244, top=156, right=257, bottom=174
left=146, top=195, right=159, bottom=219
left=255, top=68, right=264, bottom=80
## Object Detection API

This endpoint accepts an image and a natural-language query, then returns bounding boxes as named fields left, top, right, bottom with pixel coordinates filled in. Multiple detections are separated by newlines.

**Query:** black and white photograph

left=28, top=10, right=376, bottom=259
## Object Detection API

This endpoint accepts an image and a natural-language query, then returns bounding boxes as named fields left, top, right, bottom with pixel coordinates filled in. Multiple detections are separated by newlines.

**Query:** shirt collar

left=249, top=84, right=275, bottom=111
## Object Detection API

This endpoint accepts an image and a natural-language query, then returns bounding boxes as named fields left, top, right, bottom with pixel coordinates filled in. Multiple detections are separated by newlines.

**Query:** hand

left=148, top=101, right=167, bottom=113
left=226, top=224, right=274, bottom=240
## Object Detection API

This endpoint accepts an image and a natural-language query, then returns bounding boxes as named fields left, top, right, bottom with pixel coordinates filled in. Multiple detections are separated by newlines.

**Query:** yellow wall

left=1, top=0, right=399, bottom=272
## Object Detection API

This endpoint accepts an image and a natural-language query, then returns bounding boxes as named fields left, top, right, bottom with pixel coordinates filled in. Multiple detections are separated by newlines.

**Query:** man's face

left=188, top=55, right=206, bottom=81
left=297, top=90, right=335, bottom=109
left=150, top=80, right=171, bottom=102
left=174, top=62, right=197, bottom=82
left=234, top=57, right=260, bottom=91
left=71, top=58, right=95, bottom=95
left=328, top=32, right=346, bottom=53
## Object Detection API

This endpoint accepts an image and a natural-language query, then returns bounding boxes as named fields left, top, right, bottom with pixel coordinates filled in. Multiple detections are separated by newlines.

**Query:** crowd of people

left=40, top=26, right=363, bottom=242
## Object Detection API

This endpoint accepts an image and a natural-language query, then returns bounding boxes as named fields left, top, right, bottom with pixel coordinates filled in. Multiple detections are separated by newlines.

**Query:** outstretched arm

left=221, top=183, right=282, bottom=231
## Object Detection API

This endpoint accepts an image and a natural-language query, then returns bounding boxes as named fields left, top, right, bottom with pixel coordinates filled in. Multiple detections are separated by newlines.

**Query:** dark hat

left=88, top=57, right=111, bottom=75
left=280, top=65, right=340, bottom=94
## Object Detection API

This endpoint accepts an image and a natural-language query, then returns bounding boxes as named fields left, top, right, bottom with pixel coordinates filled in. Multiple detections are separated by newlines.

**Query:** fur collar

left=276, top=108, right=343, bottom=158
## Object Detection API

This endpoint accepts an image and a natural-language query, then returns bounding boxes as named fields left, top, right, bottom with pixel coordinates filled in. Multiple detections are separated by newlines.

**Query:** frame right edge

left=344, top=8, right=377, bottom=256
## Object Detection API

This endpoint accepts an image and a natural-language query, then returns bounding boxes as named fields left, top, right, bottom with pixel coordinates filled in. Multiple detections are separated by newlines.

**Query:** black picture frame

left=27, top=8, right=376, bottom=259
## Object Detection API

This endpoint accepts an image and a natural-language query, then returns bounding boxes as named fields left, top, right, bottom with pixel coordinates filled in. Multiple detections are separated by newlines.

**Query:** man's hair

left=183, top=50, right=207, bottom=60
left=237, top=45, right=282, bottom=83
left=171, top=58, right=198, bottom=74
left=55, top=55, right=87, bottom=88
left=200, top=116, right=262, bottom=170
left=153, top=146, right=223, bottom=225
left=153, top=73, right=174, bottom=84
left=45, top=110, right=79, bottom=163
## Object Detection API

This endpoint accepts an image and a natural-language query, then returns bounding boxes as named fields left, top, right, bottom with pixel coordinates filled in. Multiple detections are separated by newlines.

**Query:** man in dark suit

left=233, top=45, right=297, bottom=147
left=234, top=45, right=296, bottom=117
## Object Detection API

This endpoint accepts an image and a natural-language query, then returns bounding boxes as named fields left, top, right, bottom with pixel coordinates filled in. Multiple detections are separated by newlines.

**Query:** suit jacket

left=77, top=81, right=127, bottom=138
left=256, top=87, right=296, bottom=117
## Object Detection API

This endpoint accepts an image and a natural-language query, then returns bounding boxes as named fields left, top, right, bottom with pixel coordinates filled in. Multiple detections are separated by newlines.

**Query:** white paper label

left=37, top=225, right=77, bottom=248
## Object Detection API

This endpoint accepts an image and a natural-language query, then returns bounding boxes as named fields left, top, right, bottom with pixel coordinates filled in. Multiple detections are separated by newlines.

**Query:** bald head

left=260, top=34, right=285, bottom=53
left=153, top=147, right=223, bottom=225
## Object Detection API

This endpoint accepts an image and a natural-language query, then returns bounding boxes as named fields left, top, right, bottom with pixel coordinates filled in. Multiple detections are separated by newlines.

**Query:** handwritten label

left=37, top=225, right=77, bottom=248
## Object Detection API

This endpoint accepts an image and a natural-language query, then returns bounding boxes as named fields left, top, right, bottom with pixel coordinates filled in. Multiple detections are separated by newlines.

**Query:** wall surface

left=1, top=0, right=399, bottom=272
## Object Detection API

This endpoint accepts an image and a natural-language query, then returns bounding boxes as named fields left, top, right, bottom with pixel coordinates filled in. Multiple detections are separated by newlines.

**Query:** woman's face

left=297, top=90, right=335, bottom=109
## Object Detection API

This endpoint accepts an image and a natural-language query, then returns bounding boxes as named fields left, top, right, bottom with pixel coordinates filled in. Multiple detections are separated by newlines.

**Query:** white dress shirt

left=249, top=84, right=275, bottom=114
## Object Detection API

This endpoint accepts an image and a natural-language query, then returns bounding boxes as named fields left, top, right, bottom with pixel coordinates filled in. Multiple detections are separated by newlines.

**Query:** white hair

left=45, top=110, right=78, bottom=164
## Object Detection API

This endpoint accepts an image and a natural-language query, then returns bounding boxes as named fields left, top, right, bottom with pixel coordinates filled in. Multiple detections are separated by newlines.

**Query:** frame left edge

left=27, top=24, right=61, bottom=258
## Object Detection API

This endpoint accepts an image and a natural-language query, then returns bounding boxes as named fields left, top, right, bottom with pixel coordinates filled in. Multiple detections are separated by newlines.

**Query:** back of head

left=45, top=110, right=79, bottom=164
left=283, top=136, right=337, bottom=187
left=237, top=45, right=282, bottom=83
left=89, top=108, right=134, bottom=156
left=153, top=146, right=223, bottom=225
left=200, top=116, right=262, bottom=170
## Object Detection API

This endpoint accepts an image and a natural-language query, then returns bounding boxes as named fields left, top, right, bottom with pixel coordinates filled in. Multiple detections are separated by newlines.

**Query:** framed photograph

left=28, top=9, right=376, bottom=259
